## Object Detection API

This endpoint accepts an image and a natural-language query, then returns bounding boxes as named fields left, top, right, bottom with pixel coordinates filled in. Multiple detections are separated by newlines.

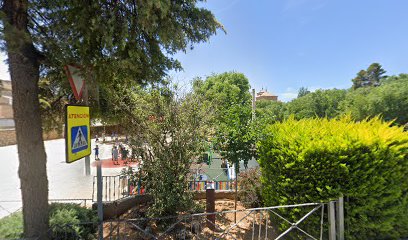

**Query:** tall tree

left=193, top=72, right=254, bottom=171
left=286, top=89, right=347, bottom=119
left=342, top=74, right=408, bottom=125
left=352, top=63, right=386, bottom=89
left=1, top=1, right=222, bottom=238
left=297, top=87, right=310, bottom=98
left=2, top=1, right=49, bottom=238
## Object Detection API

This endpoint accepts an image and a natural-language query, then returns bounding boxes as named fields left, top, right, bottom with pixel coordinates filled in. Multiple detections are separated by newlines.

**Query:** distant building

left=0, top=80, right=14, bottom=129
left=255, top=89, right=278, bottom=101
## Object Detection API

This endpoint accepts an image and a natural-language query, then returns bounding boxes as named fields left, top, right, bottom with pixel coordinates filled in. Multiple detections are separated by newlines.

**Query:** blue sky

left=171, top=0, right=408, bottom=101
left=1, top=0, right=408, bottom=101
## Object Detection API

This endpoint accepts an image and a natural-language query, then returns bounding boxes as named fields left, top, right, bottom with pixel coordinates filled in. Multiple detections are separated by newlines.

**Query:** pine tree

left=1, top=1, right=223, bottom=238
left=352, top=63, right=386, bottom=89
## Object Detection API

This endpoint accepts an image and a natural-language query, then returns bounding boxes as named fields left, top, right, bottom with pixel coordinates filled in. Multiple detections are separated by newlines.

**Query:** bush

left=238, top=167, right=262, bottom=208
left=0, top=212, right=23, bottom=239
left=49, top=203, right=97, bottom=239
left=258, top=116, right=408, bottom=239
left=0, top=203, right=97, bottom=240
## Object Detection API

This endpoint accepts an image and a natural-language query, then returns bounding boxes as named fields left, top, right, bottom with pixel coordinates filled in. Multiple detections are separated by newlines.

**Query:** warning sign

left=65, top=105, right=91, bottom=163
left=71, top=126, right=88, bottom=153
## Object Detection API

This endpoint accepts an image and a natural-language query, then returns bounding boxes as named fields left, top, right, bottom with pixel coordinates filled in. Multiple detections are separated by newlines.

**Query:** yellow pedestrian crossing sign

left=65, top=105, right=91, bottom=163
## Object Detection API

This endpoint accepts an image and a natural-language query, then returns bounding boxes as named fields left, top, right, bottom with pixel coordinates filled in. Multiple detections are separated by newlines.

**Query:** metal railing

left=92, top=178, right=238, bottom=202
left=27, top=198, right=344, bottom=240
left=92, top=175, right=145, bottom=202
left=93, top=168, right=238, bottom=202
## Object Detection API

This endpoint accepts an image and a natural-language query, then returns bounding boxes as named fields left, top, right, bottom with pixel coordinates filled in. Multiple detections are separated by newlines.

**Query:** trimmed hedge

left=258, top=117, right=408, bottom=239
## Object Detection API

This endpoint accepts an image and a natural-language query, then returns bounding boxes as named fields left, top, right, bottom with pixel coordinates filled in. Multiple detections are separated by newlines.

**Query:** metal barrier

left=29, top=198, right=344, bottom=240
left=92, top=175, right=146, bottom=202
left=93, top=173, right=237, bottom=202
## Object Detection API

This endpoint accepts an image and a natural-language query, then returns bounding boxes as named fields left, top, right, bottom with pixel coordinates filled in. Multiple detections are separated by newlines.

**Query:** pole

left=337, top=196, right=344, bottom=240
left=96, top=158, right=103, bottom=239
left=328, top=201, right=336, bottom=240
left=252, top=89, right=256, bottom=120
left=83, top=83, right=91, bottom=176
left=234, top=162, right=238, bottom=223
left=206, top=187, right=215, bottom=230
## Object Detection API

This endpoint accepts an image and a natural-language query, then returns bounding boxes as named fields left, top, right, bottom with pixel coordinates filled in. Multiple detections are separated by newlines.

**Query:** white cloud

left=279, top=87, right=298, bottom=102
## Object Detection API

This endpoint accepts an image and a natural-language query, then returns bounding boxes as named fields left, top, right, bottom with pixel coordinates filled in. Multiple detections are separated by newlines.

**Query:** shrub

left=49, top=203, right=97, bottom=239
left=0, top=203, right=97, bottom=240
left=258, top=116, right=408, bottom=239
left=0, top=212, right=23, bottom=239
left=238, top=167, right=262, bottom=208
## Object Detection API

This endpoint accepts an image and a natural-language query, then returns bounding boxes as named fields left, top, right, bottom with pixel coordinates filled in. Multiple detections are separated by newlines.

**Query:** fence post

left=337, top=196, right=344, bottom=240
left=206, top=186, right=216, bottom=230
left=96, top=159, right=103, bottom=240
left=328, top=201, right=336, bottom=240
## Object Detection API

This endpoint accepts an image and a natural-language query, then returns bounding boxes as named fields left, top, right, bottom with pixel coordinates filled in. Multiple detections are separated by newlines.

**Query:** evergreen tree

left=1, top=1, right=222, bottom=238
left=352, top=63, right=386, bottom=89
left=297, top=87, right=310, bottom=98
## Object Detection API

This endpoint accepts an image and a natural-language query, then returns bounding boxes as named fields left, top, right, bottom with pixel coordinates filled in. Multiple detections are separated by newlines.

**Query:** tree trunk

left=2, top=0, right=49, bottom=239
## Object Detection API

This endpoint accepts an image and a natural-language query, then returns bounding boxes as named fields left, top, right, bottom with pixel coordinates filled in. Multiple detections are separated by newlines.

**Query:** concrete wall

left=0, top=129, right=16, bottom=146
left=0, top=129, right=64, bottom=146
left=0, top=105, right=13, bottom=118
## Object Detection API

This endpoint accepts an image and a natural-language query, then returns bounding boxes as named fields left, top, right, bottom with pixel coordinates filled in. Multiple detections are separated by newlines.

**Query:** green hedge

left=258, top=116, right=408, bottom=239
left=0, top=203, right=97, bottom=239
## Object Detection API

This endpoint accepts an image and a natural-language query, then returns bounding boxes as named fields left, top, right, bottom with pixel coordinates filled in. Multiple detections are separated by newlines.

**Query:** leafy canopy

left=193, top=72, right=255, bottom=171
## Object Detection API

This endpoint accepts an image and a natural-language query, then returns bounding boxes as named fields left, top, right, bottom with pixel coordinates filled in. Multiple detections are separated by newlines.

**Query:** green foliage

left=115, top=84, right=206, bottom=218
left=28, top=0, right=223, bottom=81
left=341, top=74, right=408, bottom=125
left=352, top=63, right=386, bottom=89
left=297, top=86, right=310, bottom=98
left=0, top=212, right=23, bottom=239
left=38, top=78, right=69, bottom=133
left=193, top=72, right=255, bottom=172
left=0, top=203, right=97, bottom=240
left=285, top=89, right=347, bottom=119
left=49, top=203, right=97, bottom=239
left=2, top=0, right=223, bottom=127
left=258, top=117, right=408, bottom=239
left=238, top=167, right=262, bottom=208
left=255, top=100, right=285, bottom=123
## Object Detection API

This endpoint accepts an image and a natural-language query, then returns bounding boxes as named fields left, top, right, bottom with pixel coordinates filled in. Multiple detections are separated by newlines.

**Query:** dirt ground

left=102, top=199, right=280, bottom=239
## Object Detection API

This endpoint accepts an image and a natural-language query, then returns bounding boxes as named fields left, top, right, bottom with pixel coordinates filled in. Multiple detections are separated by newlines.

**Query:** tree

left=297, top=87, right=310, bottom=98
left=285, top=89, right=347, bottom=119
left=193, top=72, right=255, bottom=171
left=111, top=84, right=206, bottom=218
left=0, top=1, right=222, bottom=238
left=341, top=74, right=408, bottom=125
left=255, top=100, right=285, bottom=123
left=352, top=63, right=386, bottom=89
left=2, top=2, right=49, bottom=238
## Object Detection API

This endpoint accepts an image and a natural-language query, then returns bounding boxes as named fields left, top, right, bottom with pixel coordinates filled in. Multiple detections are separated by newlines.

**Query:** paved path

left=0, top=139, right=123, bottom=218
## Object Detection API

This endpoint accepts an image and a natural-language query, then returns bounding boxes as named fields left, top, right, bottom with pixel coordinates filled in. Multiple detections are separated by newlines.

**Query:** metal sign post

left=65, top=65, right=102, bottom=239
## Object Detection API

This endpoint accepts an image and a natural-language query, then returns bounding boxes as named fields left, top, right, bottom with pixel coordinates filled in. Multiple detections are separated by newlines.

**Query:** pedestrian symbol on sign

left=71, top=126, right=88, bottom=153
